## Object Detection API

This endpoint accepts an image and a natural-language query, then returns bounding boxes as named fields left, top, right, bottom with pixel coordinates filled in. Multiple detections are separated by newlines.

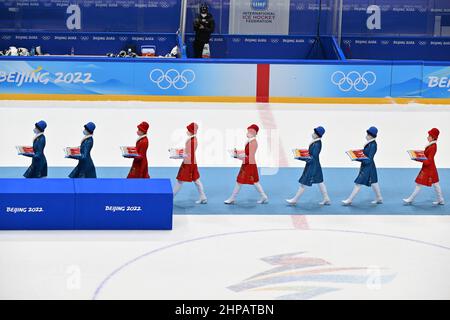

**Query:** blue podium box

left=73, top=179, right=173, bottom=230
left=0, top=179, right=75, bottom=230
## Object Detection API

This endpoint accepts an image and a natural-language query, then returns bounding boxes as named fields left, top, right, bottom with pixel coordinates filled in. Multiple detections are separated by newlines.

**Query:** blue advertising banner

left=270, top=62, right=450, bottom=99
left=1, top=57, right=449, bottom=99
left=391, top=64, right=423, bottom=98
left=269, top=64, right=392, bottom=98
left=0, top=59, right=258, bottom=97
left=422, top=65, right=450, bottom=98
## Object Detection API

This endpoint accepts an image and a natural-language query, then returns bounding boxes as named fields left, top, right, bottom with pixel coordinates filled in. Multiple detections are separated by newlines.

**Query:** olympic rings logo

left=331, top=71, right=376, bottom=92
left=149, top=69, right=195, bottom=90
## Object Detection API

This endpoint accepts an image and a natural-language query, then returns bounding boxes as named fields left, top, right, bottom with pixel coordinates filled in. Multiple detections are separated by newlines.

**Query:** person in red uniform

left=403, top=128, right=445, bottom=205
left=224, top=124, right=268, bottom=204
left=127, top=122, right=150, bottom=179
left=173, top=122, right=207, bottom=204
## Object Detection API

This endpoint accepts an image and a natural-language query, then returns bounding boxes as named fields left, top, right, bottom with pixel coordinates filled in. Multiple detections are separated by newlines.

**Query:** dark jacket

left=69, top=136, right=97, bottom=178
left=354, top=140, right=378, bottom=187
left=299, top=140, right=324, bottom=186
left=23, top=134, right=47, bottom=178
left=194, top=13, right=215, bottom=42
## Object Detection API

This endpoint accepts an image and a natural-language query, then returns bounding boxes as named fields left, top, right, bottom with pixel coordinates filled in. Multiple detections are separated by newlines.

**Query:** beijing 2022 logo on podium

left=251, top=0, right=269, bottom=10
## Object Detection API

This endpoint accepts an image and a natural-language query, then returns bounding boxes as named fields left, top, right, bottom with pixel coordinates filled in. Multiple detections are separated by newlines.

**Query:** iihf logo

left=251, top=0, right=268, bottom=10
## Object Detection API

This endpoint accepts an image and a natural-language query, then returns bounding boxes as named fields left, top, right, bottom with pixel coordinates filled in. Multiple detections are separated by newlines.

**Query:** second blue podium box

left=0, top=178, right=173, bottom=230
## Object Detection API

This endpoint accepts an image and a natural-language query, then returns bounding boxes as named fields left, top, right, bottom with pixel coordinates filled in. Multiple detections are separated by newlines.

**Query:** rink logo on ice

left=149, top=69, right=195, bottom=90
left=331, top=71, right=377, bottom=92
left=428, top=76, right=450, bottom=91
left=251, top=0, right=269, bottom=11
left=228, top=252, right=396, bottom=299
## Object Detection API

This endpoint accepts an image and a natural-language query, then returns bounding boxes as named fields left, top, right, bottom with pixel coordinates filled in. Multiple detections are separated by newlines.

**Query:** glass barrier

left=342, top=0, right=450, bottom=37
left=0, top=0, right=181, bottom=33
left=185, top=0, right=341, bottom=37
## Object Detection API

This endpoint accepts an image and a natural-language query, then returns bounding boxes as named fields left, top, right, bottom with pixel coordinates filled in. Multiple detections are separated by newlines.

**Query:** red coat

left=237, top=139, right=259, bottom=185
left=176, top=136, right=200, bottom=182
left=415, top=142, right=439, bottom=186
left=127, top=136, right=150, bottom=179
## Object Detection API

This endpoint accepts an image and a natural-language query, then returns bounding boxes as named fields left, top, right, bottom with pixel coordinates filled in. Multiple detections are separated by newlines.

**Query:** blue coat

left=23, top=134, right=47, bottom=178
left=299, top=140, right=324, bottom=186
left=69, top=137, right=97, bottom=178
left=354, top=140, right=378, bottom=187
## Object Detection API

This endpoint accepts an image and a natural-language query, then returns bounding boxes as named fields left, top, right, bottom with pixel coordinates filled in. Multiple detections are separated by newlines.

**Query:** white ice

left=0, top=100, right=450, bottom=300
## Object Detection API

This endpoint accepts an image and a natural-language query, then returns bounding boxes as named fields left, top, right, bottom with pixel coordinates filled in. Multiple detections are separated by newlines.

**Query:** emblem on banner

left=149, top=69, right=196, bottom=90
left=251, top=0, right=268, bottom=11
left=331, top=71, right=377, bottom=92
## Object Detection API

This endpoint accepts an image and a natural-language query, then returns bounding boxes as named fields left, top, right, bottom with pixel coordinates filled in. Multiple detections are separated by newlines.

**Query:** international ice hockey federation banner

left=228, top=0, right=290, bottom=35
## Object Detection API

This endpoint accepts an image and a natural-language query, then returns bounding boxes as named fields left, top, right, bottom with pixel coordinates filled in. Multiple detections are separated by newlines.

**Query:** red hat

left=137, top=121, right=149, bottom=134
left=428, top=128, right=440, bottom=140
left=187, top=122, right=198, bottom=134
left=247, top=124, right=259, bottom=134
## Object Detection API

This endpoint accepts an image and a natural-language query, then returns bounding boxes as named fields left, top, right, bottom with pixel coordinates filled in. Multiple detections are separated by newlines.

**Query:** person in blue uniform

left=69, top=122, right=97, bottom=178
left=342, top=126, right=383, bottom=206
left=286, top=126, right=331, bottom=206
left=23, top=120, right=48, bottom=178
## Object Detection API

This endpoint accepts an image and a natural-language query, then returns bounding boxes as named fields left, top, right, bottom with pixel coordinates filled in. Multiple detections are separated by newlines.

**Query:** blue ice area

left=0, top=167, right=449, bottom=215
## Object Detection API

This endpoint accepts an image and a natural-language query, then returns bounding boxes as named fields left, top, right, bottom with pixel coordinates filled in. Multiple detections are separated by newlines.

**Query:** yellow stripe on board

left=0, top=94, right=256, bottom=103
left=270, top=97, right=450, bottom=105
left=1, top=93, right=450, bottom=105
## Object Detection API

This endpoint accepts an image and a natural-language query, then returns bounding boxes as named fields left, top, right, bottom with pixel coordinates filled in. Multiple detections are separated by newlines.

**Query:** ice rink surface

left=0, top=100, right=450, bottom=299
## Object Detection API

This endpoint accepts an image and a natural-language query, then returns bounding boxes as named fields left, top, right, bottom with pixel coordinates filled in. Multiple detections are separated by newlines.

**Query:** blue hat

left=35, top=120, right=47, bottom=132
left=84, top=122, right=96, bottom=134
left=367, top=126, right=378, bottom=138
left=314, top=126, right=325, bottom=137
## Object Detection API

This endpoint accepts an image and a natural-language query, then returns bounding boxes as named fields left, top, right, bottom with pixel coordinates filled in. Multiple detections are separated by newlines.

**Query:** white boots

left=404, top=183, right=445, bottom=205
left=286, top=186, right=305, bottom=205
left=403, top=185, right=421, bottom=205
left=319, top=183, right=331, bottom=205
left=286, top=183, right=331, bottom=206
left=371, top=183, right=383, bottom=204
left=433, top=183, right=445, bottom=205
left=173, top=180, right=445, bottom=207
left=173, top=179, right=208, bottom=204
left=224, top=183, right=241, bottom=204
left=254, top=182, right=269, bottom=204
left=342, top=184, right=361, bottom=206
left=342, top=183, right=383, bottom=206
left=194, top=179, right=208, bottom=204
left=224, top=182, right=268, bottom=204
